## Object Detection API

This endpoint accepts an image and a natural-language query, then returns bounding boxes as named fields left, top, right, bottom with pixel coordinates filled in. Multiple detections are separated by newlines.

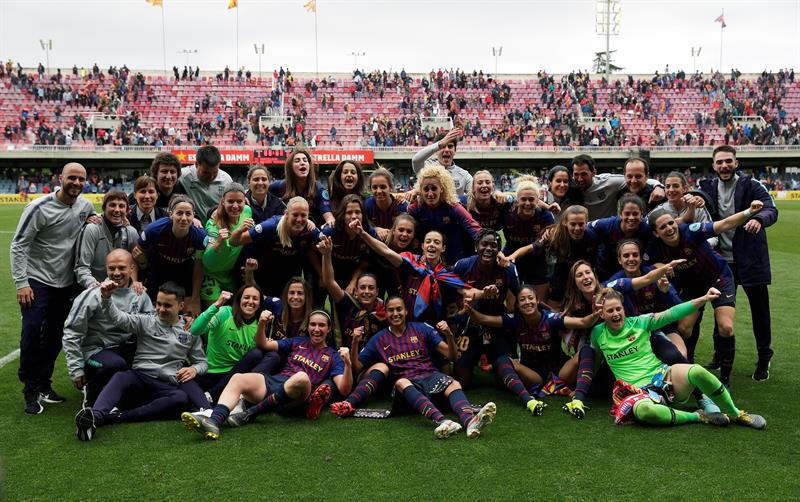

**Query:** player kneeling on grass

left=330, top=296, right=497, bottom=440
left=74, top=281, right=208, bottom=441
left=181, top=310, right=352, bottom=440
left=562, top=287, right=766, bottom=429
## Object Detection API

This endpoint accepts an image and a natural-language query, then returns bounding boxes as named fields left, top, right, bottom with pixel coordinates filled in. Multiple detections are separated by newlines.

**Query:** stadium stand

left=2, top=62, right=799, bottom=150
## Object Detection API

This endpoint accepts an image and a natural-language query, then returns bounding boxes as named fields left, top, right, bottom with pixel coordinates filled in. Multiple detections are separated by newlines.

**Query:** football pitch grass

left=0, top=202, right=798, bottom=501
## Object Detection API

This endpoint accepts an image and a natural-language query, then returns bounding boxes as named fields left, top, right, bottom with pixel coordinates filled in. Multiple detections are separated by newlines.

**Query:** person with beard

left=569, top=154, right=664, bottom=220
left=74, top=281, right=208, bottom=441
left=12, top=162, right=95, bottom=414
left=699, top=145, right=778, bottom=381
left=412, top=127, right=472, bottom=196
left=179, top=145, right=233, bottom=224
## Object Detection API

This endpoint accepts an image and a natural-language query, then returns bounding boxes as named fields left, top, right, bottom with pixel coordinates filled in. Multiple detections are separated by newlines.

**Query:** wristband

left=742, top=209, right=753, bottom=218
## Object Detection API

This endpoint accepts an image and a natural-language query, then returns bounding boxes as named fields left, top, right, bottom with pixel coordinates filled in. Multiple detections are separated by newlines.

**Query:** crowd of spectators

left=3, top=60, right=800, bottom=150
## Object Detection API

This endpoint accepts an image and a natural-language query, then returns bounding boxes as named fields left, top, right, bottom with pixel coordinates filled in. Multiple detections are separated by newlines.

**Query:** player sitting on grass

left=562, top=287, right=766, bottom=429
left=181, top=310, right=351, bottom=440
left=464, top=284, right=600, bottom=416
left=330, top=296, right=497, bottom=440
left=74, top=281, right=208, bottom=441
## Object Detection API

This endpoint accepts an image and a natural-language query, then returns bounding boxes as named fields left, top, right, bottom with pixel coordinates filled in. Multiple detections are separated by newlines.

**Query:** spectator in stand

left=700, top=145, right=778, bottom=382
left=11, top=162, right=96, bottom=414
left=179, top=145, right=233, bottom=224
left=412, top=127, right=472, bottom=197
left=570, top=154, right=665, bottom=220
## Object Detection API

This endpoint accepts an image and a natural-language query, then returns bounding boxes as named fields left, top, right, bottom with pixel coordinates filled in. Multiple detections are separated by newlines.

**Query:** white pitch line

left=0, top=349, right=20, bottom=368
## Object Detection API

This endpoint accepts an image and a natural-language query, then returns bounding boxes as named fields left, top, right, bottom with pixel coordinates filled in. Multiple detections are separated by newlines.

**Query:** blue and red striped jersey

left=268, top=179, right=332, bottom=226
left=502, top=208, right=554, bottom=254
left=364, top=195, right=408, bottom=229
left=407, top=202, right=482, bottom=264
left=277, top=336, right=344, bottom=386
left=587, top=216, right=653, bottom=280
left=605, top=266, right=682, bottom=316
left=453, top=255, right=520, bottom=315
left=334, top=294, right=387, bottom=350
left=645, top=222, right=732, bottom=295
left=358, top=322, right=443, bottom=379
left=501, top=309, right=566, bottom=372
left=469, top=198, right=512, bottom=231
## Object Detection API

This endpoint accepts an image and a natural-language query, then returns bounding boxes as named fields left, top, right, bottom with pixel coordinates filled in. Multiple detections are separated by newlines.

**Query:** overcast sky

left=1, top=0, right=798, bottom=75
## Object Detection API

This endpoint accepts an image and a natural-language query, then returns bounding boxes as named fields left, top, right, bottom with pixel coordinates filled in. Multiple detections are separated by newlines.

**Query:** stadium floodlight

left=39, top=39, right=52, bottom=74
left=349, top=51, right=366, bottom=70
left=595, top=0, right=621, bottom=81
left=492, top=46, right=503, bottom=76
left=254, top=43, right=266, bottom=79
left=691, top=46, right=703, bottom=73
left=179, top=48, right=198, bottom=67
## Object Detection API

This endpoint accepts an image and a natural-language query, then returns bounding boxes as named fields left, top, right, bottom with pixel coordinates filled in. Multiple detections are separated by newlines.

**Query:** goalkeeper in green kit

left=562, top=286, right=766, bottom=429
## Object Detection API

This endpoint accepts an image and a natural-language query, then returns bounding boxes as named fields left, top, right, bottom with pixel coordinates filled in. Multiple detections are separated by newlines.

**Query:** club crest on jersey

left=627, top=334, right=636, bottom=342
left=441, top=216, right=451, bottom=225
left=410, top=336, right=419, bottom=343
left=321, top=354, right=330, bottom=362
left=683, top=247, right=693, bottom=255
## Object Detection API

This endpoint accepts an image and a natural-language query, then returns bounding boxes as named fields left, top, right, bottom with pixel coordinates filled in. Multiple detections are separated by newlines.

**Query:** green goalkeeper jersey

left=590, top=301, right=696, bottom=387
left=189, top=304, right=258, bottom=373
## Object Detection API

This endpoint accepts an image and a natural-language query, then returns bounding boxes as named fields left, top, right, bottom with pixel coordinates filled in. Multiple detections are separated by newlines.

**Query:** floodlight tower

left=492, top=46, right=503, bottom=76
left=595, top=0, right=621, bottom=81
left=39, top=39, right=52, bottom=74
left=254, top=43, right=266, bottom=79
left=691, top=46, right=702, bottom=74
left=349, top=51, right=365, bottom=70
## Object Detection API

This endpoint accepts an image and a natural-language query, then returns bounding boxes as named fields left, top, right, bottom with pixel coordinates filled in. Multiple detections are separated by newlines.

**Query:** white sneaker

left=466, top=402, right=496, bottom=439
left=195, top=408, right=213, bottom=418
left=434, top=419, right=462, bottom=439
left=231, top=396, right=245, bottom=414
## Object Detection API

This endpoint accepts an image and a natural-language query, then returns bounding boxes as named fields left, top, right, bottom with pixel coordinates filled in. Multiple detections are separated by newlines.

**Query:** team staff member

left=179, top=145, right=233, bottom=223
left=74, top=281, right=208, bottom=441
left=127, top=152, right=185, bottom=210
left=618, top=158, right=661, bottom=213
left=12, top=162, right=96, bottom=414
left=74, top=190, right=140, bottom=289
left=570, top=154, right=665, bottom=220
left=412, top=127, right=472, bottom=196
left=700, top=145, right=778, bottom=381
left=63, top=250, right=154, bottom=406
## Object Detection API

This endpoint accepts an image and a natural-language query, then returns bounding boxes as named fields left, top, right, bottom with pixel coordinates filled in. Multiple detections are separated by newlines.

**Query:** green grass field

left=0, top=203, right=798, bottom=501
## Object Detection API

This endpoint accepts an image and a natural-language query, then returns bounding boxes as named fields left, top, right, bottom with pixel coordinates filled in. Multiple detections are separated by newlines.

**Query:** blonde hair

left=515, top=175, right=541, bottom=198
left=466, top=170, right=493, bottom=212
left=416, top=165, right=458, bottom=206
left=277, top=196, right=309, bottom=248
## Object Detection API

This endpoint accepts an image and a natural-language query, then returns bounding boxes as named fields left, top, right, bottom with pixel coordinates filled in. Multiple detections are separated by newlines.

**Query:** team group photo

left=1, top=0, right=798, bottom=500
